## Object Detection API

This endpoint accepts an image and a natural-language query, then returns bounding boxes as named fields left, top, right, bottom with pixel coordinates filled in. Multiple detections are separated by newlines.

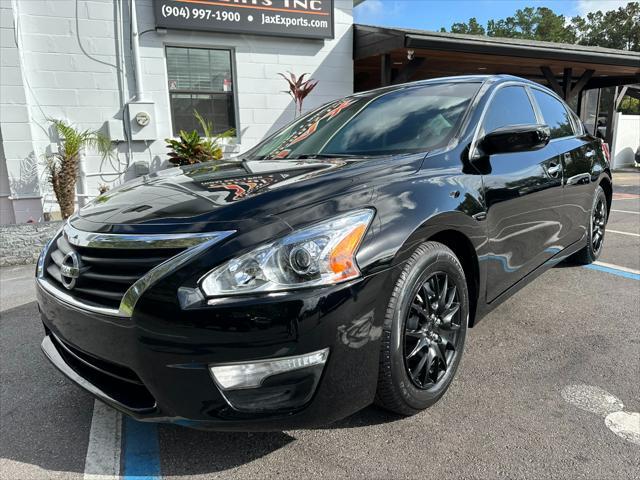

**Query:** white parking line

left=593, top=261, right=640, bottom=275
left=611, top=209, right=639, bottom=215
left=606, top=229, right=640, bottom=237
left=84, top=400, right=122, bottom=480
left=605, top=411, right=640, bottom=446
left=562, top=385, right=640, bottom=446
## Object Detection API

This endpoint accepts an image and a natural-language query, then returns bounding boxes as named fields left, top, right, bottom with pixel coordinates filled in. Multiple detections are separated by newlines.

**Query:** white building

left=2, top=1, right=638, bottom=225
left=1, top=0, right=357, bottom=223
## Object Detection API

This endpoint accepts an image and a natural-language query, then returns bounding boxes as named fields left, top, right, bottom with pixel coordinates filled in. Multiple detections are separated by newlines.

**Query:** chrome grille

left=45, top=233, right=183, bottom=310
left=39, top=224, right=235, bottom=316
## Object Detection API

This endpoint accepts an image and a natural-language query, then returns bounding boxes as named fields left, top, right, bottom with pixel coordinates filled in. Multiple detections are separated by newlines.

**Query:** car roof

left=353, top=74, right=560, bottom=103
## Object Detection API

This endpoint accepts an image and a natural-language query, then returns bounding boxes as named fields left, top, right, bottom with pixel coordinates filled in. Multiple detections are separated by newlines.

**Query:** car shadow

left=553, top=257, right=583, bottom=269
left=325, top=404, right=405, bottom=429
left=157, top=425, right=295, bottom=475
left=156, top=405, right=402, bottom=475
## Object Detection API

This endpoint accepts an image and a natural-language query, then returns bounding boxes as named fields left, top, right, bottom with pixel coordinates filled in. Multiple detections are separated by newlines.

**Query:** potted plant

left=44, top=119, right=112, bottom=219
left=165, top=111, right=235, bottom=166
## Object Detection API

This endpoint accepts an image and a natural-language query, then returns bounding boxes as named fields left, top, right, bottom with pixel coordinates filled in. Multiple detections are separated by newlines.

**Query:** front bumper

left=37, top=269, right=394, bottom=431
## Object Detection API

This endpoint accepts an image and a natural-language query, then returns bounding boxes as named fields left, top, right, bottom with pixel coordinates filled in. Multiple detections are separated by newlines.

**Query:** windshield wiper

left=286, top=153, right=365, bottom=160
left=245, top=153, right=368, bottom=161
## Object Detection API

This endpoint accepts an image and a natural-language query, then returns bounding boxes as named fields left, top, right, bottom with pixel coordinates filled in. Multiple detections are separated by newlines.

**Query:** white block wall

left=0, top=0, right=354, bottom=222
left=611, top=112, right=640, bottom=168
left=1, top=0, right=44, bottom=223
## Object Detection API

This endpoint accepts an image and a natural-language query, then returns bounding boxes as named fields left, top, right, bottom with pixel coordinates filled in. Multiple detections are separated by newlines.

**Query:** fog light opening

left=209, top=348, right=329, bottom=391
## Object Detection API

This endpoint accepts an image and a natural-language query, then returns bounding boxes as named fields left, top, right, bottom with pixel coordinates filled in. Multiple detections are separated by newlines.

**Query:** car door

left=479, top=85, right=565, bottom=302
left=530, top=88, right=594, bottom=246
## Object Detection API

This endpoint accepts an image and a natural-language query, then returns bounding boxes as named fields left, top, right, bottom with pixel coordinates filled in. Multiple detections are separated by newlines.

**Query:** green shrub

left=166, top=111, right=234, bottom=166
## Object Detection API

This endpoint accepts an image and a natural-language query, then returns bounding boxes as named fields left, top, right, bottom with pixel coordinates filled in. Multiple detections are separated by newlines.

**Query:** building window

left=166, top=46, right=236, bottom=136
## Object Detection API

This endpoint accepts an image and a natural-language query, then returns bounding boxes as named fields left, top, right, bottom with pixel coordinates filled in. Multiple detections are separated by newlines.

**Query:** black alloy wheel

left=572, top=184, right=608, bottom=265
left=591, top=194, right=606, bottom=255
left=404, top=272, right=462, bottom=390
left=376, top=241, right=469, bottom=416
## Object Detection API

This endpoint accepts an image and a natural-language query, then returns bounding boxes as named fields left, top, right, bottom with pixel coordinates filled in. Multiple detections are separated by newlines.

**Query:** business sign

left=154, top=0, right=334, bottom=39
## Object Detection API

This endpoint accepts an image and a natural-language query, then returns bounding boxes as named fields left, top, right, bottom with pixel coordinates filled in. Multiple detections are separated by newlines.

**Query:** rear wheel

left=572, top=185, right=608, bottom=265
left=375, top=242, right=468, bottom=416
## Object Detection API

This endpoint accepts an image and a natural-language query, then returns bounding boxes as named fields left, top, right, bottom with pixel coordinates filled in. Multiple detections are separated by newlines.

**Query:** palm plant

left=45, top=119, right=112, bottom=219
left=279, top=72, right=318, bottom=118
left=165, top=110, right=235, bottom=166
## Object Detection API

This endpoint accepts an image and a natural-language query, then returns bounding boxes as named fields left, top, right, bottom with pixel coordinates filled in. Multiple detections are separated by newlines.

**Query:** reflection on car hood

left=74, top=156, right=421, bottom=230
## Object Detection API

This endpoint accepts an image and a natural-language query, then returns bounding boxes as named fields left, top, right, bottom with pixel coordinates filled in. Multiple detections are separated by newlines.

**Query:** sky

left=353, top=0, right=633, bottom=31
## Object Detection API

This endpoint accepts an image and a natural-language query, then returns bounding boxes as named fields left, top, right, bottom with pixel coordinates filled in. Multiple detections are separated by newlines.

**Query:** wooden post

left=562, top=68, right=572, bottom=100
left=541, top=66, right=563, bottom=97
left=615, top=86, right=629, bottom=110
left=380, top=54, right=392, bottom=87
left=568, top=69, right=595, bottom=101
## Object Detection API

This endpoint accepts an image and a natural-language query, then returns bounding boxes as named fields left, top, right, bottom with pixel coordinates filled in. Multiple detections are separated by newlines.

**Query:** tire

left=375, top=241, right=469, bottom=416
left=572, top=185, right=608, bottom=265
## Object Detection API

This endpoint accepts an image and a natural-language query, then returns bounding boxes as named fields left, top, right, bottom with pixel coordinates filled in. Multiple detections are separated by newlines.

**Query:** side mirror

left=476, top=124, right=551, bottom=157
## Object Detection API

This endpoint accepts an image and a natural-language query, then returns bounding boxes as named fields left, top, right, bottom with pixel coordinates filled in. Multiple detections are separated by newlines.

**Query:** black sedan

left=37, top=75, right=611, bottom=430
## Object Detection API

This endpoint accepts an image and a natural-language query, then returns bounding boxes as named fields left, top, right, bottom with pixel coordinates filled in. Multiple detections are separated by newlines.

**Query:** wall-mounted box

left=127, top=102, right=157, bottom=141
left=106, top=119, right=125, bottom=142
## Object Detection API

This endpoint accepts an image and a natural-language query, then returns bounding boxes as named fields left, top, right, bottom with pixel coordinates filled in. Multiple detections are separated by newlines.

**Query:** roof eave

left=355, top=24, right=640, bottom=70
left=405, top=33, right=640, bottom=69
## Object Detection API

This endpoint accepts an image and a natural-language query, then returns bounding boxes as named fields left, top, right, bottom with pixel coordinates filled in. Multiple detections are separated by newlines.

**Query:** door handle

left=548, top=163, right=561, bottom=177
left=567, top=173, right=590, bottom=185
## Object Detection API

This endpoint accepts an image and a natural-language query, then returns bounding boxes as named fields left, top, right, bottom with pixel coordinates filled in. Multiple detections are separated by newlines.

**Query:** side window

left=531, top=89, right=575, bottom=139
left=482, top=86, right=537, bottom=134
left=569, top=109, right=584, bottom=135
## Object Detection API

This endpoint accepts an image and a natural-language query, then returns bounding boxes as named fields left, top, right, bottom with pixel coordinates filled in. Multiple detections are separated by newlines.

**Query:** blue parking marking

left=123, top=417, right=161, bottom=480
left=584, top=264, right=640, bottom=280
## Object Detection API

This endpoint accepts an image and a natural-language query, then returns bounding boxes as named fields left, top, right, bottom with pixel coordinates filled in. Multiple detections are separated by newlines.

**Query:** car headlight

left=200, top=209, right=374, bottom=296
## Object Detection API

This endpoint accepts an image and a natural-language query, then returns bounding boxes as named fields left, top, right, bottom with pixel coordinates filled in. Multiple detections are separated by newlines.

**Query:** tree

left=618, top=95, right=640, bottom=115
left=449, top=17, right=485, bottom=35
left=461, top=7, right=573, bottom=42
left=45, top=119, right=112, bottom=219
left=570, top=2, right=640, bottom=50
left=486, top=17, right=518, bottom=38
left=441, top=2, right=639, bottom=51
left=533, top=7, right=575, bottom=43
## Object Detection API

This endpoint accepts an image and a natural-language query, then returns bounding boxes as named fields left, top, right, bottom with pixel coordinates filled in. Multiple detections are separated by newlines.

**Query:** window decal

left=265, top=99, right=355, bottom=159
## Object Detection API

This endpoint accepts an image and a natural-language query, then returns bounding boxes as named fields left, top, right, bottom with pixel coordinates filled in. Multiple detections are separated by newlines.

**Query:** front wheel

left=375, top=241, right=468, bottom=416
left=572, top=185, right=608, bottom=265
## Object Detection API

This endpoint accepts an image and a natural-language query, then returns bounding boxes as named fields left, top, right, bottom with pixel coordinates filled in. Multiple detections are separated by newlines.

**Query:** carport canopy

left=354, top=24, right=640, bottom=100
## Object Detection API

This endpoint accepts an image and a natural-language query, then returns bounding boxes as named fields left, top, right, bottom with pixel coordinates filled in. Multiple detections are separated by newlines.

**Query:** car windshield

left=246, top=82, right=481, bottom=160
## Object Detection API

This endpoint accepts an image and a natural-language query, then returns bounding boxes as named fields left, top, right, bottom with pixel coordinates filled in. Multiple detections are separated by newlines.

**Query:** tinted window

left=247, top=82, right=480, bottom=159
left=482, top=86, right=537, bottom=134
left=323, top=83, right=480, bottom=156
left=247, top=97, right=367, bottom=160
left=531, top=89, right=574, bottom=139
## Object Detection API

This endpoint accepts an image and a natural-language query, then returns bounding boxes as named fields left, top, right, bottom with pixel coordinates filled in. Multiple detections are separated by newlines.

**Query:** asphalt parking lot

left=1, top=170, right=638, bottom=480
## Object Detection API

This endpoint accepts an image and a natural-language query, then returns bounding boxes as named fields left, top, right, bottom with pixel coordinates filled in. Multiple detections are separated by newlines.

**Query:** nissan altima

left=37, top=75, right=611, bottom=430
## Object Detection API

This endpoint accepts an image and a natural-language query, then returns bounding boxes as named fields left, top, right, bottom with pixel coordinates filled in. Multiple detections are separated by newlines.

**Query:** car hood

left=72, top=155, right=423, bottom=232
